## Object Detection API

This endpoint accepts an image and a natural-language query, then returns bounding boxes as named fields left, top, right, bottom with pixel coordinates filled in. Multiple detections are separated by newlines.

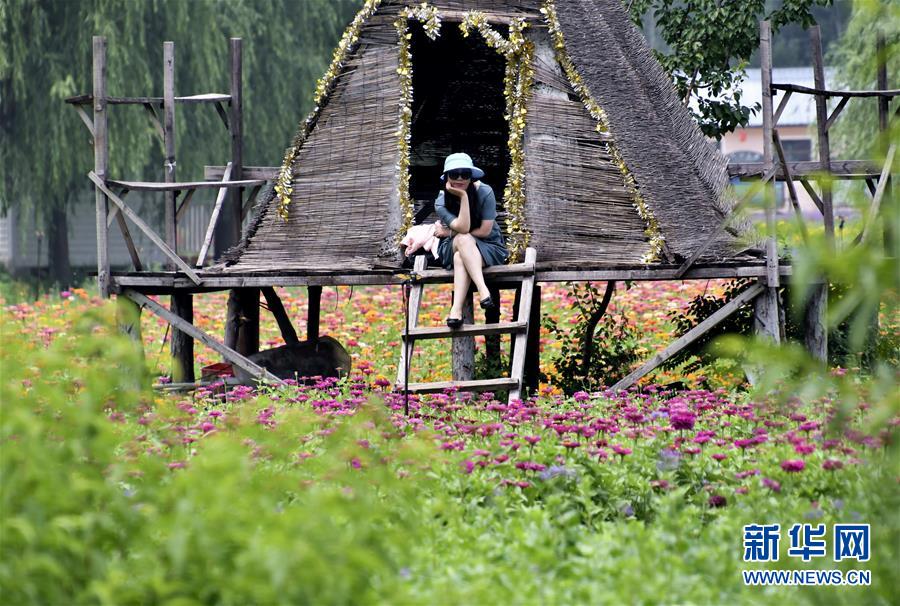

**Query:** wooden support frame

left=163, top=41, right=178, bottom=264
left=855, top=142, right=897, bottom=245
left=397, top=255, right=426, bottom=388
left=196, top=162, right=233, bottom=267
left=773, top=131, right=809, bottom=242
left=811, top=25, right=835, bottom=247
left=611, top=282, right=765, bottom=391
left=89, top=172, right=202, bottom=283
left=798, top=179, right=825, bottom=215
left=123, top=289, right=283, bottom=384
left=262, top=287, right=299, bottom=345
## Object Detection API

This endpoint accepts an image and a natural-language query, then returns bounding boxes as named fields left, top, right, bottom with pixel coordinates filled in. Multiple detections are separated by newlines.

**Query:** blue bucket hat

left=441, top=152, right=484, bottom=180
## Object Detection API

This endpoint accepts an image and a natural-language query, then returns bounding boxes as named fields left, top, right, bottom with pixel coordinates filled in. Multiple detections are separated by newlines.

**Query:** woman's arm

left=470, top=219, right=494, bottom=239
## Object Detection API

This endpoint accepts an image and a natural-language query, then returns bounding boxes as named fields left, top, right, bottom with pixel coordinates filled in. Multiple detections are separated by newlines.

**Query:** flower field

left=2, top=282, right=897, bottom=605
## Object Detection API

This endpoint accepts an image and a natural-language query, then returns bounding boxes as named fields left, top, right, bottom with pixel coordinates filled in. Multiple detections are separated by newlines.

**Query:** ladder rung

left=400, top=377, right=519, bottom=394
left=402, top=321, right=526, bottom=340
left=415, top=262, right=535, bottom=283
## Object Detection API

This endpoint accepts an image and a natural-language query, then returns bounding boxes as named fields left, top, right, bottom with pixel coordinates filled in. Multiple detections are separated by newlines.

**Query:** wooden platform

left=109, top=261, right=792, bottom=293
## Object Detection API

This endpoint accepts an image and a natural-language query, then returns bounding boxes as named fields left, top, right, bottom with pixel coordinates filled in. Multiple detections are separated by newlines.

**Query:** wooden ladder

left=396, top=247, right=537, bottom=403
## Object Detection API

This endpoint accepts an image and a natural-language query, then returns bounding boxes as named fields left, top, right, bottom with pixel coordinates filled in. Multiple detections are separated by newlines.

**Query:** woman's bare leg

left=454, top=234, right=490, bottom=300
left=449, top=251, right=471, bottom=320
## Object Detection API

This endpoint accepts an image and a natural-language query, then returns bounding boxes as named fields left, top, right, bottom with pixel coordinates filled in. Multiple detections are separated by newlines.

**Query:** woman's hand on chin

left=445, top=181, right=468, bottom=198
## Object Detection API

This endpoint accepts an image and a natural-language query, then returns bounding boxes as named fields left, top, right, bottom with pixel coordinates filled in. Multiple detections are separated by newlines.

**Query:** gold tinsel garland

left=541, top=1, right=664, bottom=263
left=275, top=0, right=383, bottom=221
left=460, top=13, right=534, bottom=263
left=394, top=3, right=442, bottom=244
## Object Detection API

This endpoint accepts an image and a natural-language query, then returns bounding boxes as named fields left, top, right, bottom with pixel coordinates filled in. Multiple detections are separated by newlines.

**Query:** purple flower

left=762, top=477, right=781, bottom=492
left=781, top=459, right=805, bottom=473
left=822, top=459, right=844, bottom=471
left=708, top=494, right=727, bottom=508
left=670, top=410, right=696, bottom=431
left=611, top=444, right=632, bottom=457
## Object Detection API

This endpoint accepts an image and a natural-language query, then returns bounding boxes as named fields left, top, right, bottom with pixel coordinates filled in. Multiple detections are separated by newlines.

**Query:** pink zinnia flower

left=708, top=495, right=727, bottom=508
left=611, top=444, right=632, bottom=457
left=781, top=459, right=805, bottom=472
left=822, top=459, right=844, bottom=470
left=711, top=453, right=727, bottom=461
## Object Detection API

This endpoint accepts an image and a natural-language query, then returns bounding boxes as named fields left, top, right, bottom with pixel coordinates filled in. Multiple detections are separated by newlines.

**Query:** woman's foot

left=446, top=316, right=463, bottom=329
left=479, top=295, right=497, bottom=311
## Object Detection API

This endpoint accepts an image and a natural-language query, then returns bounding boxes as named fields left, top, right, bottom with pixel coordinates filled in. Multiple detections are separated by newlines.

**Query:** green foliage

left=626, top=0, right=833, bottom=137
left=829, top=0, right=900, bottom=159
left=0, top=303, right=435, bottom=604
left=542, top=282, right=640, bottom=393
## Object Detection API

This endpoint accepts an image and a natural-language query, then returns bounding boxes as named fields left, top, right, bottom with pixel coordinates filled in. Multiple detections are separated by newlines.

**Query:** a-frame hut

left=219, top=0, right=754, bottom=276
left=80, top=0, right=795, bottom=398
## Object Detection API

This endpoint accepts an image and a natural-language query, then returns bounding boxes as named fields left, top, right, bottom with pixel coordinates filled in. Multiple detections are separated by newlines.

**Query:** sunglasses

left=446, top=169, right=472, bottom=180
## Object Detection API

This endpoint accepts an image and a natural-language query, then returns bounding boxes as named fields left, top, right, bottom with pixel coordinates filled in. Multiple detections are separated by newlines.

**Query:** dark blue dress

left=434, top=182, right=509, bottom=270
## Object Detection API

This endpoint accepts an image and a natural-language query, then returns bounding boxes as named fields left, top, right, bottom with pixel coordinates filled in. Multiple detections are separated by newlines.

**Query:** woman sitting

left=433, top=153, right=509, bottom=329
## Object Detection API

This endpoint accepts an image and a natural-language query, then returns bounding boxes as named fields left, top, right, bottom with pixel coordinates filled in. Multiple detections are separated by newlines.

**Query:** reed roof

left=217, top=0, right=754, bottom=276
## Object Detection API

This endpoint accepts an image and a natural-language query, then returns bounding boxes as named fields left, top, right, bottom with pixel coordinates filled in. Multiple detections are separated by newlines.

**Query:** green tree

left=625, top=0, right=833, bottom=137
left=828, top=0, right=899, bottom=159
left=0, top=0, right=357, bottom=287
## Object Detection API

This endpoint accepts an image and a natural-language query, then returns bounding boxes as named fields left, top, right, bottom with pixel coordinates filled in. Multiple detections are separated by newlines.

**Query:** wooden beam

left=798, top=179, right=825, bottom=214
left=105, top=178, right=263, bottom=192
left=261, top=286, right=299, bottom=345
left=114, top=211, right=143, bottom=271
left=205, top=165, right=279, bottom=180
left=106, top=187, right=128, bottom=228
left=175, top=188, right=197, bottom=222
left=728, top=159, right=878, bottom=180
left=213, top=100, right=229, bottom=129
left=773, top=131, right=809, bottom=242
left=824, top=95, right=850, bottom=132
left=93, top=36, right=110, bottom=298
left=196, top=162, right=233, bottom=267
left=858, top=143, right=897, bottom=243
left=66, top=93, right=231, bottom=105
left=770, top=83, right=900, bottom=98
left=73, top=104, right=95, bottom=137
left=402, top=321, right=526, bottom=340
left=612, top=282, right=765, bottom=391
left=772, top=89, right=792, bottom=126
left=88, top=171, right=202, bottom=284
left=123, top=289, right=282, bottom=384
left=524, top=284, right=542, bottom=397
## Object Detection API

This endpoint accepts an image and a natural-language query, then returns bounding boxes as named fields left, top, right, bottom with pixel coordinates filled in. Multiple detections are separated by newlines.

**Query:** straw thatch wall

left=555, top=0, right=746, bottom=261
left=524, top=28, right=652, bottom=264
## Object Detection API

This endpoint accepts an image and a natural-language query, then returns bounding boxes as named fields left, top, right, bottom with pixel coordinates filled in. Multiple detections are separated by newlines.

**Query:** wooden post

left=876, top=32, right=894, bottom=255
left=92, top=36, right=109, bottom=298
left=225, top=288, right=260, bottom=355
left=524, top=285, right=541, bottom=397
left=756, top=20, right=782, bottom=344
left=262, top=287, right=299, bottom=345
left=163, top=41, right=177, bottom=261
left=171, top=293, right=194, bottom=383
left=484, top=285, right=501, bottom=362
left=307, top=285, right=322, bottom=344
left=215, top=38, right=243, bottom=259
left=452, top=293, right=475, bottom=381
left=804, top=25, right=832, bottom=360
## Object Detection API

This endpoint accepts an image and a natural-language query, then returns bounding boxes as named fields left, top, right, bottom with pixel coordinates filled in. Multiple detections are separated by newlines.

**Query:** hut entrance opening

left=408, top=21, right=510, bottom=221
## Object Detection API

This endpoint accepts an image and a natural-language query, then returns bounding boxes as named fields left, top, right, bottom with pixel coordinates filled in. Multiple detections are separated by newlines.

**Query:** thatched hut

left=218, top=0, right=755, bottom=276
